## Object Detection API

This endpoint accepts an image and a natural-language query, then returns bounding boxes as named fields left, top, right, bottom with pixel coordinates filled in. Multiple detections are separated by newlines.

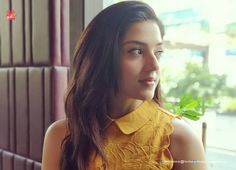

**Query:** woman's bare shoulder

left=169, top=118, right=207, bottom=170
left=42, top=119, right=69, bottom=170
left=46, top=119, right=68, bottom=138
left=170, top=118, right=196, bottom=143
left=43, top=119, right=69, bottom=146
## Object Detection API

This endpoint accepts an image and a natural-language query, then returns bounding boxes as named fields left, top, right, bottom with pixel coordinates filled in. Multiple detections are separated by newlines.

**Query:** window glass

left=107, top=1, right=236, bottom=169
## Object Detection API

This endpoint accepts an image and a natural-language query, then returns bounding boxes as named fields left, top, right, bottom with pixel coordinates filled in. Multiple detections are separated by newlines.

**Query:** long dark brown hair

left=60, top=1, right=165, bottom=170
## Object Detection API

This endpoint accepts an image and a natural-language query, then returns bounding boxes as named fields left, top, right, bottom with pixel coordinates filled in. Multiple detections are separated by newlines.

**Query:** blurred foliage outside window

left=161, top=62, right=236, bottom=115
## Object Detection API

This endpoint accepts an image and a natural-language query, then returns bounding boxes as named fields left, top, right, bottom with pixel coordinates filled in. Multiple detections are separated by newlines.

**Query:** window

left=107, top=1, right=236, bottom=169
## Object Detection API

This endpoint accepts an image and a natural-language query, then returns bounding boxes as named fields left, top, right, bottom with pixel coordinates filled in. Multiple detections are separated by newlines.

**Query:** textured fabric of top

left=88, top=99, right=177, bottom=170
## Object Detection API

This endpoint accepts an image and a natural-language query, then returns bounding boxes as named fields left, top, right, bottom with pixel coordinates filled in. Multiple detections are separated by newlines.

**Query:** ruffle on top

left=88, top=100, right=177, bottom=170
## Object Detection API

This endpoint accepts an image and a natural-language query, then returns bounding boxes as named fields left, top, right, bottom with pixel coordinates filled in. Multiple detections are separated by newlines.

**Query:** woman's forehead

left=121, top=21, right=162, bottom=46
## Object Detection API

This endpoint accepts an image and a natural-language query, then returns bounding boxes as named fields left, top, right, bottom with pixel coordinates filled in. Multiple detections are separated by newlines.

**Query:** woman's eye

left=154, top=50, right=163, bottom=59
left=128, top=48, right=143, bottom=55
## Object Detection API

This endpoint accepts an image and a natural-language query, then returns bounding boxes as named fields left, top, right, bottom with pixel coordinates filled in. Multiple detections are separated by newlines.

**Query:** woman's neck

left=109, top=95, right=143, bottom=119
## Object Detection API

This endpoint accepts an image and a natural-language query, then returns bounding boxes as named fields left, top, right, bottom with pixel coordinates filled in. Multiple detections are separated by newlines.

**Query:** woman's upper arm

left=41, top=119, right=68, bottom=170
left=170, top=118, right=207, bottom=170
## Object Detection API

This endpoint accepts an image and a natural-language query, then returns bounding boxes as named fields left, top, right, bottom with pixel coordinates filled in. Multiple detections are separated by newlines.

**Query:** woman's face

left=118, top=21, right=163, bottom=101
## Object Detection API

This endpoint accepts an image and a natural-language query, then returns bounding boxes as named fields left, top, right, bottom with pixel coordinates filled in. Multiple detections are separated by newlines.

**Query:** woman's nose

left=143, top=52, right=159, bottom=72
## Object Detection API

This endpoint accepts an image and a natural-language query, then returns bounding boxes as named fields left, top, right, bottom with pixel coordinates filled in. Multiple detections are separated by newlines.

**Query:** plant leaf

left=179, top=94, right=192, bottom=107
left=182, top=113, right=200, bottom=121
left=185, top=100, right=199, bottom=109
left=183, top=110, right=204, bottom=116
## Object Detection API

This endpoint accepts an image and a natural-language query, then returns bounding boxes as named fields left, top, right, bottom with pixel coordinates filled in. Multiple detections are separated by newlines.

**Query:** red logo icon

left=6, top=9, right=16, bottom=20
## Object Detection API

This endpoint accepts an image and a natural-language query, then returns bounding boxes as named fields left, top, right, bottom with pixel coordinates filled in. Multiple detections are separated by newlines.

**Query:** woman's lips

left=138, top=78, right=156, bottom=86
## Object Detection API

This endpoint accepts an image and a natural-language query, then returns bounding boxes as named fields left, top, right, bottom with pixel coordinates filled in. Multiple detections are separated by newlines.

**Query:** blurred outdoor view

left=105, top=0, right=236, bottom=169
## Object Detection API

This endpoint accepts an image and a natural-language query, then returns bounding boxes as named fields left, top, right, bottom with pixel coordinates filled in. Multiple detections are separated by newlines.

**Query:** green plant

left=164, top=94, right=205, bottom=121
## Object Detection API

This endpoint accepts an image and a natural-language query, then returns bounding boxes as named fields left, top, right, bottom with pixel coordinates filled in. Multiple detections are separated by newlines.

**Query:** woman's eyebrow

left=122, top=40, right=163, bottom=47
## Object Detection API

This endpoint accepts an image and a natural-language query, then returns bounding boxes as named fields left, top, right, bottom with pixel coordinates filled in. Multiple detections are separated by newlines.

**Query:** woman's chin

left=137, top=92, right=155, bottom=100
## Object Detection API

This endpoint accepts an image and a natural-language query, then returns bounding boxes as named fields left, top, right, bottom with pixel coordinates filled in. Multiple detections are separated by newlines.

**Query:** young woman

left=42, top=1, right=207, bottom=170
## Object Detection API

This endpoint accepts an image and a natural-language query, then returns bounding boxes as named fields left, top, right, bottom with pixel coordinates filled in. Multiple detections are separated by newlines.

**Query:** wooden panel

left=28, top=68, right=44, bottom=161
left=15, top=68, right=28, bottom=157
left=0, top=12, right=1, bottom=66
left=12, top=0, right=25, bottom=65
left=0, top=149, right=2, bottom=170
left=14, top=155, right=26, bottom=170
left=2, top=151, right=13, bottom=170
left=0, top=69, right=9, bottom=149
left=32, top=0, right=51, bottom=65
left=25, top=0, right=32, bottom=65
left=9, top=69, right=16, bottom=152
left=61, top=0, right=70, bottom=66
left=44, top=68, right=52, bottom=133
left=52, top=67, right=67, bottom=120
left=50, top=0, right=61, bottom=65
left=26, top=159, right=33, bottom=170
left=0, top=0, right=11, bottom=66
left=70, top=0, right=84, bottom=67
left=33, top=162, right=41, bottom=170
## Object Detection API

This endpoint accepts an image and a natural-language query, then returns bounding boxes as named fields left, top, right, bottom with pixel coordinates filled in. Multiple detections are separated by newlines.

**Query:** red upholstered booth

left=0, top=0, right=70, bottom=169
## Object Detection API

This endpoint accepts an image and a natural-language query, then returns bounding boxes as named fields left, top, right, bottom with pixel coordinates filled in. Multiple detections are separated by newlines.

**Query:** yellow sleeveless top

left=88, top=100, right=176, bottom=170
